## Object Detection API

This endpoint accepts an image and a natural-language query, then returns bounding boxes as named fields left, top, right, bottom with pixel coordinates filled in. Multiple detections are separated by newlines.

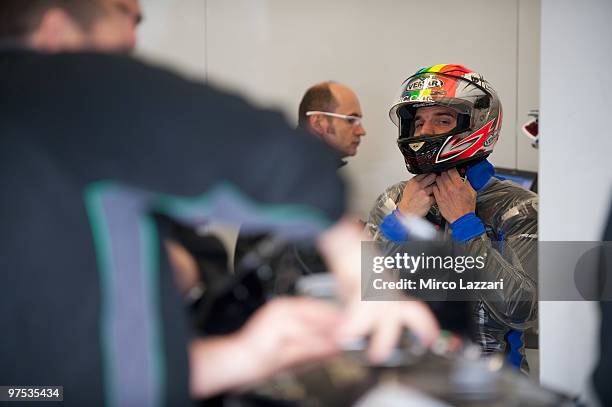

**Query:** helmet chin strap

left=422, top=159, right=469, bottom=176
left=426, top=203, right=447, bottom=230
left=453, top=163, right=469, bottom=178
left=425, top=163, right=466, bottom=230
left=425, top=159, right=491, bottom=230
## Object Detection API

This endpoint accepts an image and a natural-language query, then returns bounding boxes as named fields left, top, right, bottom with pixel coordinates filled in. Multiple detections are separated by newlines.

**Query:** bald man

left=298, top=81, right=366, bottom=158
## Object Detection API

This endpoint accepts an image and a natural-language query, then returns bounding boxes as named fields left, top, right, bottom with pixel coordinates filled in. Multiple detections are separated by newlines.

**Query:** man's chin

left=344, top=147, right=358, bottom=157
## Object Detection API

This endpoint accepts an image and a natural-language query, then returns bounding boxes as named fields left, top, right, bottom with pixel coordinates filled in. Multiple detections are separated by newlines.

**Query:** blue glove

left=380, top=209, right=410, bottom=242
left=450, top=212, right=485, bottom=242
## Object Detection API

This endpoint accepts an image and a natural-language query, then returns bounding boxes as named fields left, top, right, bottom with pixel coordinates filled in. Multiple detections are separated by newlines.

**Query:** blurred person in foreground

left=0, top=0, right=141, bottom=52
left=0, top=1, right=439, bottom=404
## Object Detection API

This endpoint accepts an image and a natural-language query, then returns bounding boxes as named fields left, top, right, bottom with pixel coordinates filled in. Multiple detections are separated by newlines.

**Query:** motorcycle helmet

left=389, top=64, right=502, bottom=174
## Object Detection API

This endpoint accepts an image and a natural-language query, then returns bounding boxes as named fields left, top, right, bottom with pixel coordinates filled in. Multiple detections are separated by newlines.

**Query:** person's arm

left=457, top=203, right=538, bottom=329
left=434, top=169, right=538, bottom=329
left=364, top=182, right=405, bottom=242
left=189, top=335, right=256, bottom=399
left=365, top=175, right=437, bottom=243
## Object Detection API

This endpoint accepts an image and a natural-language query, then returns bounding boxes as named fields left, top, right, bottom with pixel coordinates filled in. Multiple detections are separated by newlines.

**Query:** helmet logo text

left=406, top=77, right=444, bottom=91
left=400, top=95, right=434, bottom=103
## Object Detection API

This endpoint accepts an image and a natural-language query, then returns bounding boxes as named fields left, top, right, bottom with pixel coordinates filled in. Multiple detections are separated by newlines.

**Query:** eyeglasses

left=306, top=111, right=363, bottom=127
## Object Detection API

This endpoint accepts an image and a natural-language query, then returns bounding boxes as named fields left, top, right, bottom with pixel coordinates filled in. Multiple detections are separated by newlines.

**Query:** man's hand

left=397, top=173, right=437, bottom=217
left=189, top=297, right=341, bottom=398
left=317, top=218, right=440, bottom=363
left=337, top=298, right=439, bottom=363
left=238, top=297, right=342, bottom=372
left=433, top=168, right=477, bottom=223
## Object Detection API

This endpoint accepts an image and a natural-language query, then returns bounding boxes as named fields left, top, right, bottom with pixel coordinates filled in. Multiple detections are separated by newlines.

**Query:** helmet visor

left=397, top=103, right=470, bottom=141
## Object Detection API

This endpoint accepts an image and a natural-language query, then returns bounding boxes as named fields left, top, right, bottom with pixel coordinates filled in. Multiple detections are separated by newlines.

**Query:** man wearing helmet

left=366, top=64, right=538, bottom=372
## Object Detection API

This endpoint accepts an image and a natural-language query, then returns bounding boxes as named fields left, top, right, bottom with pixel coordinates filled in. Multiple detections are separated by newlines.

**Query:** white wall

left=517, top=0, right=540, bottom=172
left=136, top=0, right=206, bottom=80
left=539, top=0, right=612, bottom=400
left=137, top=0, right=540, bottom=218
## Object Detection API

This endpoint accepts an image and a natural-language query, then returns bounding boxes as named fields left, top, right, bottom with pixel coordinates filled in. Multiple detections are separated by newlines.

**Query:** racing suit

left=365, top=160, right=538, bottom=371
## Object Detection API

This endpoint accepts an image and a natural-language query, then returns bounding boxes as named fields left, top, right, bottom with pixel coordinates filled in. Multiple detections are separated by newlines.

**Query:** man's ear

left=308, top=114, right=326, bottom=137
left=29, top=8, right=87, bottom=52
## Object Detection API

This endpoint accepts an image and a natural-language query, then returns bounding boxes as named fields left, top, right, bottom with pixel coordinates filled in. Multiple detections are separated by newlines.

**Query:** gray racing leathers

left=365, top=177, right=538, bottom=370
